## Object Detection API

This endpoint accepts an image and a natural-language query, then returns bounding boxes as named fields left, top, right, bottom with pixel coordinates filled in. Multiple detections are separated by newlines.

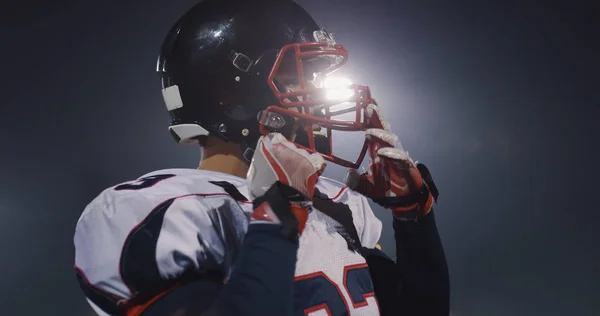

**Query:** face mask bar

left=264, top=42, right=374, bottom=169
left=259, top=105, right=370, bottom=169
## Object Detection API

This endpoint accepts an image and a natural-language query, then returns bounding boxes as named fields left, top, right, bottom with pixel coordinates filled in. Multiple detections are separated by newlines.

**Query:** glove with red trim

left=344, top=103, right=439, bottom=221
left=247, top=133, right=326, bottom=238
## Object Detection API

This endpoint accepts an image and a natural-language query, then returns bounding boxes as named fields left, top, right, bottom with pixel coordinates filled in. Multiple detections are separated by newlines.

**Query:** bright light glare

left=323, top=76, right=353, bottom=100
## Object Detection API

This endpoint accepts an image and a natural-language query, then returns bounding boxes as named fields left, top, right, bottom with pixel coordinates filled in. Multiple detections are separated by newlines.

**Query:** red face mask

left=260, top=33, right=375, bottom=169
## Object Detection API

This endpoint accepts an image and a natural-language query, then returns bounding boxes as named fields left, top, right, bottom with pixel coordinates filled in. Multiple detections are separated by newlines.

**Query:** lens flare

left=323, top=76, right=353, bottom=100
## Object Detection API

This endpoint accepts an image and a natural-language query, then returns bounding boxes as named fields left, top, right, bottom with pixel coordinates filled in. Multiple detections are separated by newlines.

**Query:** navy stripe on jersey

left=119, top=198, right=178, bottom=296
left=119, top=189, right=249, bottom=301
left=206, top=205, right=250, bottom=274
left=208, top=181, right=248, bottom=201
left=75, top=266, right=124, bottom=315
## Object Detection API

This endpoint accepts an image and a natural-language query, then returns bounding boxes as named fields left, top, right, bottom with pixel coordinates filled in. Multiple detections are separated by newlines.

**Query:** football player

left=74, top=0, right=449, bottom=315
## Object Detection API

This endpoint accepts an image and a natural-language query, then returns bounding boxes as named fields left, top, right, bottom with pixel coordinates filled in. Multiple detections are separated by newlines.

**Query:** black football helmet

left=157, top=0, right=373, bottom=168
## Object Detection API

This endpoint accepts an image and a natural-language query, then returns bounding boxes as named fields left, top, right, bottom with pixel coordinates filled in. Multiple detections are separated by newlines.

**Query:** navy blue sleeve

left=202, top=223, right=299, bottom=316
left=362, top=247, right=402, bottom=316
left=363, top=211, right=449, bottom=316
left=140, top=223, right=298, bottom=316
left=392, top=210, right=450, bottom=316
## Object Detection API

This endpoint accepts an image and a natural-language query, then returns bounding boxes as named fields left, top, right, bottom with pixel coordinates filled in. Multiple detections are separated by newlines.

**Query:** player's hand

left=344, top=104, right=439, bottom=220
left=247, top=133, right=326, bottom=237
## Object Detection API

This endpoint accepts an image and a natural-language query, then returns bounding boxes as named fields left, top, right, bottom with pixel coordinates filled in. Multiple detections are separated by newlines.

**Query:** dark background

left=1, top=1, right=598, bottom=315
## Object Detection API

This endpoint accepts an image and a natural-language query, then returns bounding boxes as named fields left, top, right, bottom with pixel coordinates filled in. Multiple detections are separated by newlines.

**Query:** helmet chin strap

left=241, top=143, right=255, bottom=164
left=242, top=80, right=318, bottom=165
left=239, top=79, right=297, bottom=165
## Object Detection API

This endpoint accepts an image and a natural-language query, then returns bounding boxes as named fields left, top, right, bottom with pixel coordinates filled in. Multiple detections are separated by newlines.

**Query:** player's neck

left=198, top=145, right=249, bottom=179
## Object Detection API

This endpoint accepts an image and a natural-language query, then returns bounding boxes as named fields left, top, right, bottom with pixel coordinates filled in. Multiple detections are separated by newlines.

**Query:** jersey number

left=114, top=174, right=175, bottom=191
left=294, top=263, right=376, bottom=315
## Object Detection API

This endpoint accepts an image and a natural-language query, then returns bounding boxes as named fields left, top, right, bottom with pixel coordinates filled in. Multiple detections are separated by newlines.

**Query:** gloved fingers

left=261, top=133, right=326, bottom=171
left=344, top=168, right=378, bottom=198
left=377, top=148, right=423, bottom=196
left=365, top=103, right=392, bottom=131
left=251, top=133, right=326, bottom=199
left=365, top=128, right=399, bottom=149
left=376, top=146, right=411, bottom=163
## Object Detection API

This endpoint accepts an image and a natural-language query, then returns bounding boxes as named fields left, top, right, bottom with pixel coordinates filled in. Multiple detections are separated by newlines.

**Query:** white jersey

left=74, top=168, right=382, bottom=315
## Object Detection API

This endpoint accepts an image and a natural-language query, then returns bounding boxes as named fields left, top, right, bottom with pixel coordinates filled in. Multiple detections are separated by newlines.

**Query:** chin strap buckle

left=242, top=146, right=254, bottom=163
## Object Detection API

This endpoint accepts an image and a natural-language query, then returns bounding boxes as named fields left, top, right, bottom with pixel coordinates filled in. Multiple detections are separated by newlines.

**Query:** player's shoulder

left=79, top=168, right=247, bottom=220
left=315, top=176, right=382, bottom=248
left=316, top=176, right=366, bottom=202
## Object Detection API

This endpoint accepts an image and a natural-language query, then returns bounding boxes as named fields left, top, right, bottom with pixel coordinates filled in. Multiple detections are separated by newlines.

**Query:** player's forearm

left=203, top=223, right=298, bottom=316
left=393, top=211, right=450, bottom=315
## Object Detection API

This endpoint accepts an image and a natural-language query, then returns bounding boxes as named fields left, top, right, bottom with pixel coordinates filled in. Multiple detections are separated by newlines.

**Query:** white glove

left=247, top=133, right=326, bottom=201
left=247, top=133, right=326, bottom=236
